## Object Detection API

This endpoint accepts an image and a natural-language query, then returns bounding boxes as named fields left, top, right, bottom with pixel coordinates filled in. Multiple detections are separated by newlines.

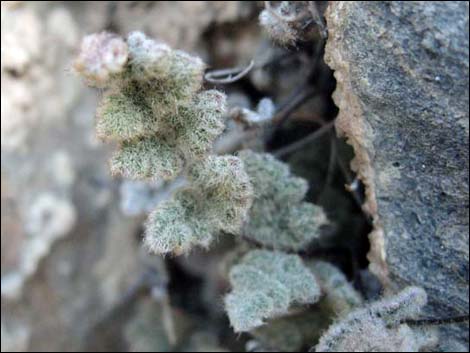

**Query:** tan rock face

left=325, top=1, right=469, bottom=350
left=324, top=0, right=389, bottom=289
left=113, top=1, right=256, bottom=51
left=0, top=2, right=141, bottom=351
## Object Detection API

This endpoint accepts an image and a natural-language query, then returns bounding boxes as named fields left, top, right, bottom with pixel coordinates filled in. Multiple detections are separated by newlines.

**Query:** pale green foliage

left=74, top=32, right=328, bottom=257
left=104, top=88, right=226, bottom=180
left=126, top=31, right=205, bottom=97
left=75, top=31, right=255, bottom=257
left=315, top=286, right=438, bottom=352
left=122, top=32, right=206, bottom=127
left=144, top=156, right=253, bottom=255
left=110, top=137, right=184, bottom=182
left=96, top=88, right=154, bottom=141
left=250, top=262, right=362, bottom=351
left=310, top=261, right=362, bottom=315
left=188, top=155, right=254, bottom=234
left=175, top=90, right=226, bottom=161
left=75, top=31, right=225, bottom=182
left=144, top=188, right=213, bottom=256
left=108, top=89, right=226, bottom=181
left=225, top=249, right=321, bottom=332
left=238, top=150, right=328, bottom=251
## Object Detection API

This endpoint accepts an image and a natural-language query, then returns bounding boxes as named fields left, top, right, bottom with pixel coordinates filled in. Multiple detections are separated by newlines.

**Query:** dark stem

left=404, top=315, right=469, bottom=326
left=274, top=120, right=335, bottom=158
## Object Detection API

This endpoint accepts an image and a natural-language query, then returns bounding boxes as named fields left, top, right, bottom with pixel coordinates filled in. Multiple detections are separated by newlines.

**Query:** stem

left=274, top=120, right=335, bottom=158
left=404, top=315, right=469, bottom=326
left=204, top=60, right=255, bottom=84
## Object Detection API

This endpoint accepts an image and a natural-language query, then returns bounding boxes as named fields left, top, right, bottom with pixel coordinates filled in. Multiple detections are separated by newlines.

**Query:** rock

left=1, top=317, right=30, bottom=352
left=113, top=1, right=257, bottom=51
left=325, top=1, right=469, bottom=349
left=1, top=2, right=142, bottom=351
left=124, top=296, right=191, bottom=352
left=2, top=192, right=77, bottom=299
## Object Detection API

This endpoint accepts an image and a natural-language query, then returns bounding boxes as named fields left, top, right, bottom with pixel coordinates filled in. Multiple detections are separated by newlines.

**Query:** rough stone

left=113, top=1, right=257, bottom=51
left=325, top=1, right=469, bottom=350
left=1, top=2, right=142, bottom=351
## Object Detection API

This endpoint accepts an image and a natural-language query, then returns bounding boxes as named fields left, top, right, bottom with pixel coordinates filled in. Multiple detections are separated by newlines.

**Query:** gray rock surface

left=325, top=1, right=469, bottom=350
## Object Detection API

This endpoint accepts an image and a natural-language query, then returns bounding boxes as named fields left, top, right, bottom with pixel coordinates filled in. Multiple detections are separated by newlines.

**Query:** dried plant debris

left=315, top=286, right=438, bottom=352
left=73, top=31, right=128, bottom=87
left=259, top=1, right=326, bottom=47
left=231, top=97, right=276, bottom=127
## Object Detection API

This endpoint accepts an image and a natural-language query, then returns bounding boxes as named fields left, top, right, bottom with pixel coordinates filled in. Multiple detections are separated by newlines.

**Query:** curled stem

left=205, top=60, right=255, bottom=84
